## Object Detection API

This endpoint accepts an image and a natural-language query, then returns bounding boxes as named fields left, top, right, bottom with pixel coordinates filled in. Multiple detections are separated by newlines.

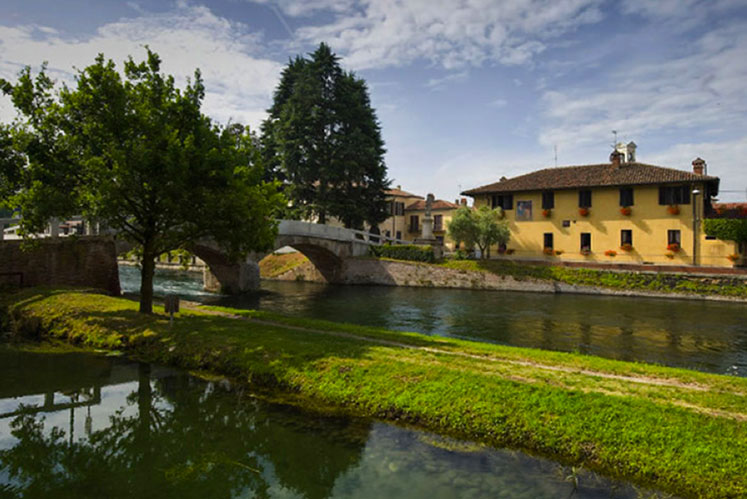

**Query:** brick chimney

left=610, top=150, right=623, bottom=168
left=692, top=157, right=706, bottom=175
left=460, top=198, right=468, bottom=206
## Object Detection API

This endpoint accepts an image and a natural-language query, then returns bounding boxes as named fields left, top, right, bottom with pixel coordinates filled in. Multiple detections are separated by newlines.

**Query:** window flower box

left=604, top=249, right=617, bottom=257
left=620, top=206, right=632, bottom=216
left=542, top=209, right=552, bottom=218
left=580, top=247, right=591, bottom=256
left=543, top=247, right=554, bottom=255
left=667, top=205, right=680, bottom=215
left=667, top=243, right=680, bottom=252
left=619, top=243, right=633, bottom=252
left=578, top=207, right=590, bottom=217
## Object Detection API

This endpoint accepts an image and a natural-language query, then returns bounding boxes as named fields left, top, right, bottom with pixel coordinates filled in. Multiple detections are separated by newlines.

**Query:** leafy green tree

left=0, top=124, right=24, bottom=212
left=447, top=205, right=509, bottom=258
left=261, top=43, right=390, bottom=229
left=1, top=50, right=283, bottom=313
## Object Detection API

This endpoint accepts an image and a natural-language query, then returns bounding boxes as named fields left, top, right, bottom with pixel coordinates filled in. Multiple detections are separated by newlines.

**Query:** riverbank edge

left=262, top=253, right=747, bottom=303
left=3, top=288, right=747, bottom=499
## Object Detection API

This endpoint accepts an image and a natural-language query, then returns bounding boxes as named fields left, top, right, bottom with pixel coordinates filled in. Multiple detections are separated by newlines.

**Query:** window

left=667, top=230, right=681, bottom=246
left=491, top=194, right=513, bottom=210
left=396, top=231, right=402, bottom=240
left=659, top=186, right=691, bottom=205
left=434, top=214, right=443, bottom=231
left=578, top=190, right=592, bottom=208
left=621, top=229, right=632, bottom=246
left=385, top=230, right=391, bottom=238
left=542, top=191, right=554, bottom=209
left=409, top=215, right=419, bottom=233
left=580, top=233, right=591, bottom=251
left=619, top=187, right=634, bottom=207
left=394, top=202, right=405, bottom=216
left=543, top=233, right=553, bottom=249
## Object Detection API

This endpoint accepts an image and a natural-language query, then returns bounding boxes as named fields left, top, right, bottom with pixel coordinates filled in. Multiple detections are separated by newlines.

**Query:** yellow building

left=380, top=187, right=424, bottom=242
left=462, top=148, right=739, bottom=267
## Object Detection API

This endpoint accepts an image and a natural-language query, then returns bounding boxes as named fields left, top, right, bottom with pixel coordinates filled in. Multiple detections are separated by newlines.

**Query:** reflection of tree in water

left=1, top=366, right=371, bottom=499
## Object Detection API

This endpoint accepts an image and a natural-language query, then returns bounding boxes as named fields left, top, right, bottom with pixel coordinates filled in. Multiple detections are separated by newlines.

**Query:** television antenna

left=554, top=145, right=558, bottom=167
left=611, top=130, right=618, bottom=148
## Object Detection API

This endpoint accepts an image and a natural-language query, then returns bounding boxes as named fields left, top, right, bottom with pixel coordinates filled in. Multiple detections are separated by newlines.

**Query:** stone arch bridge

left=116, top=220, right=397, bottom=294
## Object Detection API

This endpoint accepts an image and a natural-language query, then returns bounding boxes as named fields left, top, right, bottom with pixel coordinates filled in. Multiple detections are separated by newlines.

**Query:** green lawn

left=3, top=287, right=747, bottom=498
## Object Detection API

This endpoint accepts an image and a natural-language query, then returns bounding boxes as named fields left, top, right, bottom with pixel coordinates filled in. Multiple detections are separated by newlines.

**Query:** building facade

left=462, top=148, right=739, bottom=267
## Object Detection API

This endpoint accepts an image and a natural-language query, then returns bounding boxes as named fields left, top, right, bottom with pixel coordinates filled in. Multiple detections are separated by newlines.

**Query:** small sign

left=562, top=220, right=571, bottom=227
left=164, top=294, right=180, bottom=314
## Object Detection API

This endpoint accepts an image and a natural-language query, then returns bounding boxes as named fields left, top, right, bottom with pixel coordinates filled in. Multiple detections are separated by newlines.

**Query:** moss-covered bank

left=3, top=288, right=747, bottom=498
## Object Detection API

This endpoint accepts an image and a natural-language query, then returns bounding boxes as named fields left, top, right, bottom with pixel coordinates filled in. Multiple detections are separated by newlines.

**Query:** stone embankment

left=264, top=254, right=747, bottom=303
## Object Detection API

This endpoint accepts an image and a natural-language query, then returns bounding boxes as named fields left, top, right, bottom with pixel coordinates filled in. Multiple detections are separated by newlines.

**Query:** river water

left=119, top=265, right=747, bottom=377
left=0, top=344, right=664, bottom=498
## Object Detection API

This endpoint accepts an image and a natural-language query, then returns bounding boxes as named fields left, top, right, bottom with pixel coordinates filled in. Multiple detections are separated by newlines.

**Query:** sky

left=1, top=0, right=746, bottom=202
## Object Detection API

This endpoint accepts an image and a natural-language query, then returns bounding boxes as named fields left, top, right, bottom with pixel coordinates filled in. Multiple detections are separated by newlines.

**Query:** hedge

left=369, top=244, right=435, bottom=262
left=703, top=218, right=747, bottom=243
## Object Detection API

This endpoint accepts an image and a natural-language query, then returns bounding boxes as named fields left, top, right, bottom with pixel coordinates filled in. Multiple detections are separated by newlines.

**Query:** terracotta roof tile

left=406, top=199, right=460, bottom=211
left=386, top=188, right=424, bottom=198
left=461, top=162, right=719, bottom=196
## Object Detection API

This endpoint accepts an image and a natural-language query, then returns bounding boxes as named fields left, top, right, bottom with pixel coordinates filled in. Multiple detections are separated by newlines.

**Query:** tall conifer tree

left=262, top=43, right=389, bottom=229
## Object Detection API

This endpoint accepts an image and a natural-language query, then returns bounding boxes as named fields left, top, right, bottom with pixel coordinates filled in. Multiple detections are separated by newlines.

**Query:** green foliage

left=703, top=218, right=747, bottom=243
left=369, top=244, right=435, bottom=262
left=1, top=50, right=284, bottom=313
left=0, top=124, right=24, bottom=209
left=447, top=205, right=509, bottom=258
left=6, top=288, right=747, bottom=499
left=262, top=43, right=390, bottom=229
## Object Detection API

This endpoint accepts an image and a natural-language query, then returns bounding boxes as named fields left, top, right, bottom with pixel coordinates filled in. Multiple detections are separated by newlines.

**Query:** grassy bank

left=3, top=288, right=747, bottom=498
left=259, top=252, right=309, bottom=278
left=440, top=259, right=747, bottom=299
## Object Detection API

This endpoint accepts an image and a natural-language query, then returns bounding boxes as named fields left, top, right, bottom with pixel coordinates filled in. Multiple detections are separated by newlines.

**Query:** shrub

left=703, top=218, right=747, bottom=243
left=369, top=244, right=435, bottom=263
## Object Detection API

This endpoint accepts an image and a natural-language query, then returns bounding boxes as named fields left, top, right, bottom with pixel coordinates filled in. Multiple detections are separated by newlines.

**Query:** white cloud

left=425, top=70, right=468, bottom=90
left=292, top=0, right=604, bottom=70
left=489, top=98, right=508, bottom=108
left=251, top=0, right=357, bottom=17
left=0, top=3, right=283, bottom=128
left=538, top=22, right=747, bottom=150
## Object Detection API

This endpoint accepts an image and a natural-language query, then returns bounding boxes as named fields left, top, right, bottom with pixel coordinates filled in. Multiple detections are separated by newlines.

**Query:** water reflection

left=0, top=346, right=666, bottom=498
left=119, top=266, right=747, bottom=376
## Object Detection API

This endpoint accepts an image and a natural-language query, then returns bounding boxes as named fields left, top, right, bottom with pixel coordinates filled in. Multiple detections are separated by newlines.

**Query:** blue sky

left=1, top=0, right=746, bottom=202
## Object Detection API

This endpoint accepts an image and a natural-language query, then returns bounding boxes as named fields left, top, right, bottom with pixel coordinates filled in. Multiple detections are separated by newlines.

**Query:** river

left=119, top=265, right=747, bottom=377
left=0, top=344, right=665, bottom=498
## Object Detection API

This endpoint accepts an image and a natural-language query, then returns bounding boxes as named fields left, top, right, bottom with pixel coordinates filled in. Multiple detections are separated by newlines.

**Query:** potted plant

left=667, top=205, right=680, bottom=215
left=543, top=247, right=554, bottom=255
left=542, top=209, right=552, bottom=218
left=667, top=243, right=680, bottom=252
left=604, top=249, right=617, bottom=257
left=580, top=246, right=591, bottom=256
left=620, top=206, right=632, bottom=216
left=619, top=243, right=633, bottom=252
left=578, top=207, right=590, bottom=217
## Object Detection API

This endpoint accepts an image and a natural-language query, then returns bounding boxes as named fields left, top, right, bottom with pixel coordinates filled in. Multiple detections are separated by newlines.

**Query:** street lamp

left=692, top=189, right=701, bottom=266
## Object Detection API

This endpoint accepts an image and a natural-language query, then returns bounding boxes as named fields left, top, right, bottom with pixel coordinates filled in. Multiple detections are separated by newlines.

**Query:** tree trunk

left=318, top=210, right=326, bottom=224
left=139, top=242, right=156, bottom=314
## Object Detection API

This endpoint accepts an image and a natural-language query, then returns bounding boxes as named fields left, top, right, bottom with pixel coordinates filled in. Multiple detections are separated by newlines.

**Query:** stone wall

left=0, top=237, right=120, bottom=295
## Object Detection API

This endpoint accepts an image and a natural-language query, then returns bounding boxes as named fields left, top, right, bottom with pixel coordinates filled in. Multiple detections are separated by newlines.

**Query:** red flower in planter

left=620, top=206, right=632, bottom=216
left=667, top=243, right=680, bottom=252
left=542, top=209, right=552, bottom=218
left=604, top=249, right=617, bottom=257
left=543, top=247, right=554, bottom=255
left=619, top=243, right=633, bottom=252
left=580, top=247, right=591, bottom=256
left=667, top=205, right=680, bottom=215
left=578, top=207, right=590, bottom=217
